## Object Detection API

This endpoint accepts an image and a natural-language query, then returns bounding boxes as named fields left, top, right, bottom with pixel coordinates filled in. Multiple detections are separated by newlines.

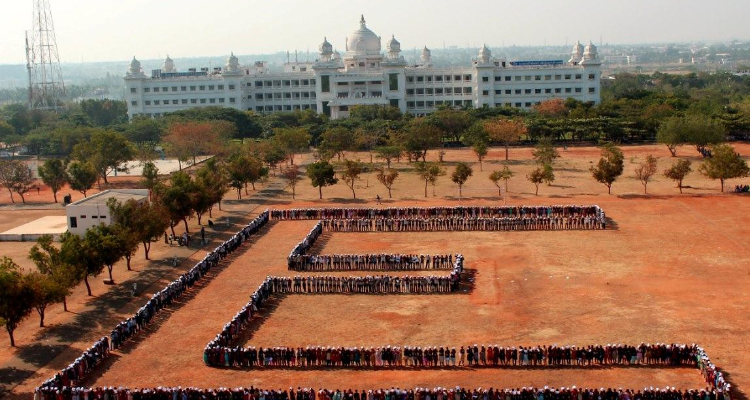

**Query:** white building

left=66, top=189, right=149, bottom=236
left=125, top=16, right=601, bottom=120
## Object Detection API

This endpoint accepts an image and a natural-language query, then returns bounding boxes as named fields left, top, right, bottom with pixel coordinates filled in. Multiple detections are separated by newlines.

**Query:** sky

left=0, top=0, right=747, bottom=65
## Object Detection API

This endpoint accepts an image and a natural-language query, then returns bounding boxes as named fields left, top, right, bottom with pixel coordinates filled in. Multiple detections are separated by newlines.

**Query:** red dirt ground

left=41, top=194, right=746, bottom=394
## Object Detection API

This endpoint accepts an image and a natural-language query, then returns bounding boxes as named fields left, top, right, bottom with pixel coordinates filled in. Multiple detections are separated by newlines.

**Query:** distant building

left=603, top=55, right=637, bottom=65
left=66, top=189, right=149, bottom=236
left=125, top=16, right=601, bottom=120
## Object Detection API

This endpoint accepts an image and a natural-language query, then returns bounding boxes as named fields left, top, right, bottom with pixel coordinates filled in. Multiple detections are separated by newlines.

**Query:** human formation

left=36, top=211, right=271, bottom=394
left=287, top=220, right=455, bottom=271
left=34, top=206, right=733, bottom=400
left=271, top=205, right=606, bottom=231
left=35, top=383, right=731, bottom=400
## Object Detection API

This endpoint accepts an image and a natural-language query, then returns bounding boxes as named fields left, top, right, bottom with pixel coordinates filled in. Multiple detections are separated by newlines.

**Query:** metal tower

left=26, top=0, right=66, bottom=110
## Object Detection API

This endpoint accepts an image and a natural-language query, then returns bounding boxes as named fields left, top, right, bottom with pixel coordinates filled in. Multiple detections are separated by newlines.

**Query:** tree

left=84, top=224, right=128, bottom=283
left=542, top=163, right=555, bottom=186
left=414, top=162, right=445, bottom=197
left=195, top=158, right=228, bottom=215
left=163, top=121, right=229, bottom=167
left=699, top=144, right=750, bottom=192
left=484, top=118, right=527, bottom=161
left=489, top=166, right=514, bottom=195
left=78, top=99, right=128, bottom=126
left=656, top=117, right=688, bottom=157
left=527, top=167, right=545, bottom=196
left=0, top=257, right=35, bottom=346
left=29, top=235, right=78, bottom=312
left=532, top=137, right=560, bottom=165
left=320, top=127, right=353, bottom=161
left=157, top=171, right=196, bottom=234
left=72, top=130, right=133, bottom=185
left=402, top=119, right=443, bottom=162
left=590, top=143, right=625, bottom=194
left=67, top=161, right=98, bottom=198
left=431, top=107, right=472, bottom=142
left=634, top=155, right=659, bottom=194
left=273, top=127, right=311, bottom=165
left=375, top=168, right=399, bottom=198
left=683, top=116, right=726, bottom=156
left=282, top=165, right=303, bottom=199
left=38, top=159, right=68, bottom=203
left=123, top=116, right=164, bottom=143
left=375, top=146, right=402, bottom=168
left=59, top=232, right=101, bottom=296
left=0, top=160, right=35, bottom=204
left=663, top=159, right=692, bottom=194
left=245, top=157, right=269, bottom=191
left=26, top=272, right=67, bottom=327
left=107, top=198, right=153, bottom=269
left=340, top=159, right=364, bottom=199
left=141, top=161, right=160, bottom=200
left=451, top=162, right=473, bottom=198
left=306, top=161, right=338, bottom=199
left=534, top=98, right=567, bottom=118
left=472, top=142, right=488, bottom=171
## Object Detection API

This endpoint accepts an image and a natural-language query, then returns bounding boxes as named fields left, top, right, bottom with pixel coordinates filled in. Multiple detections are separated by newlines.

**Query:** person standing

left=201, top=226, right=206, bottom=245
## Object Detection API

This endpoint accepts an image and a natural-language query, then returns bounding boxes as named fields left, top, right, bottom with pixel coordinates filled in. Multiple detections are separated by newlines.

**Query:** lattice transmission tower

left=25, top=0, right=66, bottom=110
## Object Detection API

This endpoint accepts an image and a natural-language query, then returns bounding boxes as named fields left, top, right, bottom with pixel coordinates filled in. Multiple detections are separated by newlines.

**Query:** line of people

left=289, top=253, right=456, bottom=271
left=36, top=210, right=271, bottom=393
left=321, top=215, right=604, bottom=232
left=35, top=384, right=731, bottom=400
left=271, top=205, right=605, bottom=222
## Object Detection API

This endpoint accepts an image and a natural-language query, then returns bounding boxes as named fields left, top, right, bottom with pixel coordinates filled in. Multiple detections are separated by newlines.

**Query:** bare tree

left=634, top=155, right=658, bottom=194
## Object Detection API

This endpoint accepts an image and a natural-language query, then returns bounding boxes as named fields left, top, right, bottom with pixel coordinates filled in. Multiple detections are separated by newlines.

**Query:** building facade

left=125, top=16, right=601, bottom=120
left=66, top=189, right=149, bottom=236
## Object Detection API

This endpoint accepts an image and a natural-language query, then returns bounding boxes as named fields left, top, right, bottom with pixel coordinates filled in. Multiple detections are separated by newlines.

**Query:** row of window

left=407, top=100, right=474, bottom=109
left=406, top=87, right=473, bottom=96
left=133, top=97, right=238, bottom=107
left=253, top=79, right=316, bottom=88
left=253, top=92, right=316, bottom=100
left=406, top=74, right=473, bottom=84
left=481, top=73, right=594, bottom=83
left=132, top=84, right=237, bottom=94
left=478, top=87, right=595, bottom=96
left=254, top=104, right=317, bottom=112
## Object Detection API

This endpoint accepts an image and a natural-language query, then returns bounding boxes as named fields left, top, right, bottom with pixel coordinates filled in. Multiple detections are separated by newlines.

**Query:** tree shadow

left=0, top=367, right=35, bottom=396
left=14, top=343, right=67, bottom=368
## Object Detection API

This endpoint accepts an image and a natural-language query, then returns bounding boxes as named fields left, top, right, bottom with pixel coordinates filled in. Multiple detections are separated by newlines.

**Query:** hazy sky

left=0, top=0, right=747, bottom=65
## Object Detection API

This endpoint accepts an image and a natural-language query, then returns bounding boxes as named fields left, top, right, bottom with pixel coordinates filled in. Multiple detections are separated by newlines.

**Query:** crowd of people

left=271, top=206, right=605, bottom=224
left=203, top=343, right=706, bottom=370
left=319, top=216, right=604, bottom=232
left=36, top=211, right=271, bottom=393
left=289, top=253, right=457, bottom=271
left=34, top=383, right=731, bottom=400
left=734, top=184, right=749, bottom=193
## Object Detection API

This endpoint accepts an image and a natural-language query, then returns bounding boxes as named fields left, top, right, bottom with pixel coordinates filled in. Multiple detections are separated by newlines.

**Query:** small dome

left=387, top=35, right=401, bottom=52
left=584, top=41, right=598, bottom=60
left=333, top=50, right=341, bottom=60
left=163, top=55, right=175, bottom=73
left=319, top=37, right=333, bottom=54
left=129, top=56, right=141, bottom=73
left=225, top=52, right=240, bottom=73
left=346, top=15, right=381, bottom=54
left=478, top=44, right=491, bottom=63
left=420, top=46, right=432, bottom=65
left=569, top=41, right=584, bottom=63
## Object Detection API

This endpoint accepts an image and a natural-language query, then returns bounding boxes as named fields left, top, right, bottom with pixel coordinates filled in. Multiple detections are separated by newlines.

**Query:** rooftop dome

left=225, top=52, right=241, bottom=73
left=478, top=44, right=491, bottom=63
left=319, top=37, right=333, bottom=54
left=584, top=41, right=598, bottom=60
left=346, top=15, right=381, bottom=55
left=387, top=35, right=401, bottom=53
left=163, top=55, right=175, bottom=73
left=129, top=56, right=141, bottom=74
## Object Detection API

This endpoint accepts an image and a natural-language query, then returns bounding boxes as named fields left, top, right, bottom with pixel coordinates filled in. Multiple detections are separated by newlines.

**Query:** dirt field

left=50, top=194, right=746, bottom=394
left=3, top=144, right=750, bottom=398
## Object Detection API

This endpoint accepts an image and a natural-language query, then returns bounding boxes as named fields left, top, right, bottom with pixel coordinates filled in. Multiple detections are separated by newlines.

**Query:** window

left=525, top=89, right=531, bottom=94
left=154, top=100, right=160, bottom=105
left=92, top=215, right=98, bottom=219
left=435, top=88, right=443, bottom=94
left=219, top=98, right=225, bottom=103
left=144, top=88, right=150, bottom=92
left=505, top=90, right=512, bottom=95
left=417, top=76, right=424, bottom=82
left=416, top=88, right=424, bottom=95
left=445, top=88, right=453, bottom=94
left=575, top=87, right=582, bottom=93
left=555, top=75, right=561, bottom=80
left=445, top=75, right=452, bottom=82
left=208, top=85, right=215, bottom=90
left=190, top=86, right=196, bottom=91
left=588, top=73, right=596, bottom=80
left=464, top=87, right=472, bottom=94
left=200, top=99, right=206, bottom=103
left=425, top=88, right=433, bottom=95
left=515, top=89, right=522, bottom=95
left=565, top=88, right=572, bottom=93
left=131, top=100, right=138, bottom=106
left=564, top=75, right=571, bottom=80
left=407, top=76, right=414, bottom=83
left=545, top=89, right=552, bottom=94
left=575, top=74, right=582, bottom=80
left=525, top=102, right=532, bottom=107
left=407, top=101, right=415, bottom=109
left=172, top=99, right=178, bottom=104
left=130, top=88, right=137, bottom=93
left=256, top=94, right=263, bottom=100
left=555, top=88, right=562, bottom=93
left=340, top=106, right=349, bottom=111
left=505, top=76, right=511, bottom=81
left=181, top=86, right=187, bottom=91
left=588, top=87, right=595, bottom=93
left=153, top=87, right=160, bottom=92
left=230, top=97, right=236, bottom=103
left=389, top=73, right=399, bottom=91
left=218, top=85, right=224, bottom=90
left=544, top=75, right=552, bottom=81
left=69, top=217, right=77, bottom=228
left=145, top=100, right=151, bottom=105
left=482, top=90, right=489, bottom=96
left=191, top=99, right=197, bottom=104
left=535, top=89, right=542, bottom=94
left=321, top=75, right=330, bottom=92
left=182, top=99, right=188, bottom=104
left=515, top=76, right=522, bottom=81
left=482, top=76, right=489, bottom=82
left=515, top=102, right=522, bottom=107
left=416, top=101, right=425, bottom=107
left=199, top=85, right=206, bottom=90
left=464, top=74, right=471, bottom=81
left=495, top=90, right=502, bottom=95
left=162, top=87, right=168, bottom=92
left=172, top=87, right=177, bottom=92
left=525, top=76, right=532, bottom=81
left=426, top=76, right=432, bottom=83
left=534, top=75, right=541, bottom=81
left=435, top=76, right=443, bottom=82
left=454, top=75, right=462, bottom=81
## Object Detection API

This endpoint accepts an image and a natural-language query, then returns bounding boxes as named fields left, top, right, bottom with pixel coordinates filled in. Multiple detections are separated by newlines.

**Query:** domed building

left=124, top=16, right=601, bottom=120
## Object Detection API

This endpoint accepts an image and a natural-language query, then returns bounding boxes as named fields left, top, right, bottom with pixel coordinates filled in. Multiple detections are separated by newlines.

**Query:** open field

left=2, top=143, right=750, bottom=398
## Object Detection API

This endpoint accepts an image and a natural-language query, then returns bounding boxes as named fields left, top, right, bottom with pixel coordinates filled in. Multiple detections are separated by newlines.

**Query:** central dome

left=347, top=15, right=381, bottom=54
